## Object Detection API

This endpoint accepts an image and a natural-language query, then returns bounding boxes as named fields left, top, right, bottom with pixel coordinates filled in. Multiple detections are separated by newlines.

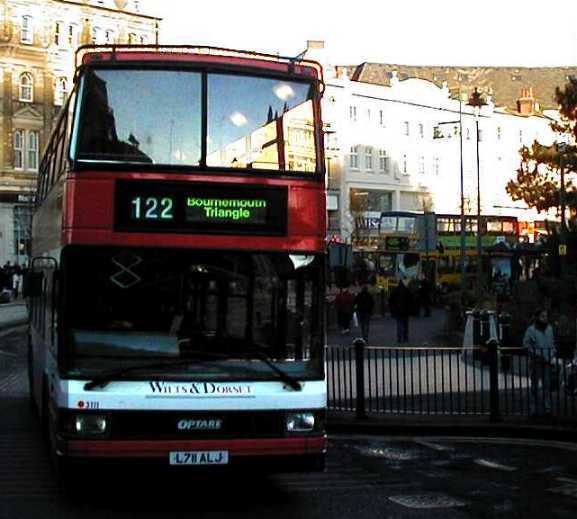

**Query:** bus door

left=28, top=257, right=59, bottom=408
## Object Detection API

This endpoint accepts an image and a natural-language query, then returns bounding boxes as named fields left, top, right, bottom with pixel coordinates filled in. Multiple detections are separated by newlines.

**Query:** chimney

left=517, top=87, right=536, bottom=115
left=307, top=40, right=325, bottom=50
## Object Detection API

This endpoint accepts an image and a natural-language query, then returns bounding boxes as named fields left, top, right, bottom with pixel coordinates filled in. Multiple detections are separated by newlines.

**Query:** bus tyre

left=46, top=402, right=71, bottom=487
left=27, top=334, right=36, bottom=411
left=40, top=379, right=49, bottom=445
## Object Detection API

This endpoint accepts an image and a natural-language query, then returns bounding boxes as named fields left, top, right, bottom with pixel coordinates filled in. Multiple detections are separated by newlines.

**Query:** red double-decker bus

left=27, top=45, right=326, bottom=474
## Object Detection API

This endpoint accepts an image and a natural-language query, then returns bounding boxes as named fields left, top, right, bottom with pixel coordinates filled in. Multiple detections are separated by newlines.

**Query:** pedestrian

left=523, top=308, right=556, bottom=417
left=12, top=270, right=21, bottom=299
left=0, top=266, right=6, bottom=291
left=334, top=288, right=354, bottom=335
left=389, top=277, right=414, bottom=345
left=419, top=274, right=432, bottom=317
left=353, top=285, right=375, bottom=344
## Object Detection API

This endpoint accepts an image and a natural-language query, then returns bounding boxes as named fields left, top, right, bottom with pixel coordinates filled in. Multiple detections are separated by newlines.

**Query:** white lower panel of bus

left=57, top=379, right=326, bottom=411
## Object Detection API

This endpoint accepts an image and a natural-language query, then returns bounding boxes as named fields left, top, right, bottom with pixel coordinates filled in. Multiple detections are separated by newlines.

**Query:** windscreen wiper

left=177, top=344, right=302, bottom=392
left=245, top=346, right=303, bottom=392
left=83, top=358, right=214, bottom=391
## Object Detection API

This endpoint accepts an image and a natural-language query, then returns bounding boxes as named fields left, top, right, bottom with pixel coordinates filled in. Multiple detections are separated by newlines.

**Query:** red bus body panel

left=63, top=172, right=326, bottom=251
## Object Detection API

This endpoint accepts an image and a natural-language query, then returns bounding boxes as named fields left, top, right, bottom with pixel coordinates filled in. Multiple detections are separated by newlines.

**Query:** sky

left=145, top=0, right=577, bottom=67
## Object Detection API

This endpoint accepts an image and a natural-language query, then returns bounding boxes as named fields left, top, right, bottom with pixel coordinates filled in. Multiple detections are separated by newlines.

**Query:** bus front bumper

left=56, top=435, right=327, bottom=469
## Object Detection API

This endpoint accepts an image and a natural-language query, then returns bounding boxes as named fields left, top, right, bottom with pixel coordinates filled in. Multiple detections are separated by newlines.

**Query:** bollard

left=487, top=338, right=502, bottom=422
left=498, top=312, right=512, bottom=372
left=353, top=338, right=367, bottom=419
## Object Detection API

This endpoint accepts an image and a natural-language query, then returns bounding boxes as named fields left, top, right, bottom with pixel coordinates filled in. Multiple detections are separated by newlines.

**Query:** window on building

left=403, top=121, right=409, bottom=136
left=19, top=73, right=33, bottom=102
left=128, top=32, right=137, bottom=44
left=366, top=108, right=371, bottom=121
left=68, top=24, right=77, bottom=46
left=13, top=130, right=23, bottom=169
left=466, top=128, right=471, bottom=140
left=27, top=131, right=39, bottom=171
left=418, top=123, right=424, bottom=138
left=139, top=35, right=147, bottom=44
left=13, top=129, right=39, bottom=171
left=55, top=77, right=68, bottom=106
left=105, top=29, right=115, bottom=44
left=349, top=145, right=359, bottom=169
left=350, top=188, right=393, bottom=212
left=21, top=15, right=33, bottom=44
left=365, top=146, right=373, bottom=170
left=54, top=21, right=62, bottom=45
left=379, top=109, right=385, bottom=126
left=379, top=149, right=389, bottom=173
left=497, top=126, right=502, bottom=140
left=433, top=126, right=442, bottom=139
left=13, top=206, right=33, bottom=258
left=91, top=26, right=102, bottom=44
left=519, top=130, right=523, bottom=143
left=402, top=153, right=408, bottom=174
left=349, top=105, right=357, bottom=122
left=434, top=156, right=440, bottom=175
left=418, top=155, right=425, bottom=174
left=478, top=129, right=483, bottom=142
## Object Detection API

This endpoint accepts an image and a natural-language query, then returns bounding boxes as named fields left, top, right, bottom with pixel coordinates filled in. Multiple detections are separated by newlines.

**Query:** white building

left=305, top=42, right=561, bottom=244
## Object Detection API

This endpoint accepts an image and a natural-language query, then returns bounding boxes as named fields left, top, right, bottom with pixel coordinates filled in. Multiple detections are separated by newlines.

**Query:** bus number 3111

left=131, top=196, right=174, bottom=220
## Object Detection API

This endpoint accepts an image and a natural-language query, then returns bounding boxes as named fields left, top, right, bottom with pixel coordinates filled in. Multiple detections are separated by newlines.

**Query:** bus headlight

left=74, top=414, right=108, bottom=436
left=286, top=412, right=315, bottom=432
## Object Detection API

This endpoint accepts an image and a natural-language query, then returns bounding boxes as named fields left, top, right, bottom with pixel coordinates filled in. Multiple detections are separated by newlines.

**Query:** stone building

left=0, top=0, right=160, bottom=266
left=305, top=42, right=575, bottom=245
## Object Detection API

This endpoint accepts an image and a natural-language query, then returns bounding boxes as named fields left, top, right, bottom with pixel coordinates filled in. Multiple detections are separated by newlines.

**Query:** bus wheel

left=40, top=378, right=49, bottom=444
left=46, top=399, right=71, bottom=487
left=27, top=334, right=36, bottom=411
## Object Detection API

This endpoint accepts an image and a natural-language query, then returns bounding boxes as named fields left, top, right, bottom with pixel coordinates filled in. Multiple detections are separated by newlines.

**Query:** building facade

left=305, top=42, right=563, bottom=247
left=0, top=0, right=160, bottom=266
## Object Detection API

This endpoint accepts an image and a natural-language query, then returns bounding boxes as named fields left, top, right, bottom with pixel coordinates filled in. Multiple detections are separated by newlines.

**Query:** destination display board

left=384, top=236, right=410, bottom=251
left=115, top=181, right=288, bottom=235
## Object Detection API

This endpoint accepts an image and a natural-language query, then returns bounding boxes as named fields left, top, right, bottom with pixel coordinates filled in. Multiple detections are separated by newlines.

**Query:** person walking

left=389, top=277, right=414, bottom=345
left=419, top=274, right=432, bottom=317
left=12, top=269, right=21, bottom=300
left=334, top=288, right=354, bottom=335
left=353, top=285, right=375, bottom=344
left=523, top=309, right=556, bottom=417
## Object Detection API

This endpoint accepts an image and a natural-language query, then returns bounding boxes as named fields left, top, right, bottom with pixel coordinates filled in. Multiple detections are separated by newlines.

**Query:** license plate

left=169, top=450, right=229, bottom=466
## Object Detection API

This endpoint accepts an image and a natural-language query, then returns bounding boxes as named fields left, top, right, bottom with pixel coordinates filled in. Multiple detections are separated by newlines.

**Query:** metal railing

left=327, top=343, right=577, bottom=420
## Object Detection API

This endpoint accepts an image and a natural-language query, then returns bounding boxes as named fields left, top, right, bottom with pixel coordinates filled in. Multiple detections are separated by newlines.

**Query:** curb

left=327, top=414, right=577, bottom=443
left=0, top=319, right=28, bottom=332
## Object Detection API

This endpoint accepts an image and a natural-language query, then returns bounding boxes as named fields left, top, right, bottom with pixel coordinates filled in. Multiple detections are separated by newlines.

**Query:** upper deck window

left=76, top=69, right=202, bottom=166
left=75, top=67, right=319, bottom=175
left=207, top=74, right=317, bottom=173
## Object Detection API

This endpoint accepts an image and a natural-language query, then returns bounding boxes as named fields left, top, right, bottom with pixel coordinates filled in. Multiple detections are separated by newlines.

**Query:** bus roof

left=76, top=45, right=324, bottom=88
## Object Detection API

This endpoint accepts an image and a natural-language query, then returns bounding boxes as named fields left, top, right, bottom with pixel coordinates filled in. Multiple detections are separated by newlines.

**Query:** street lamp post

left=436, top=94, right=466, bottom=298
left=557, top=141, right=568, bottom=279
left=468, top=88, right=486, bottom=305
left=458, top=95, right=466, bottom=296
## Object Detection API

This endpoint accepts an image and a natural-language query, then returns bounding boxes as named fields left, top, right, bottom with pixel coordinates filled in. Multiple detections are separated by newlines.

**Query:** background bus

left=436, top=214, right=519, bottom=289
left=352, top=211, right=435, bottom=291
left=28, top=45, right=327, bottom=474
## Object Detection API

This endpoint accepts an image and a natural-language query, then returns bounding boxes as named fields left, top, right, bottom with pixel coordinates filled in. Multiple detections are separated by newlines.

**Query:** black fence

left=327, top=343, right=577, bottom=420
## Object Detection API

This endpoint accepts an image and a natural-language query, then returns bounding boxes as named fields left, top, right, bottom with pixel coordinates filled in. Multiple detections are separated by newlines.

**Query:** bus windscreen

left=62, top=247, right=324, bottom=380
left=75, top=68, right=318, bottom=173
